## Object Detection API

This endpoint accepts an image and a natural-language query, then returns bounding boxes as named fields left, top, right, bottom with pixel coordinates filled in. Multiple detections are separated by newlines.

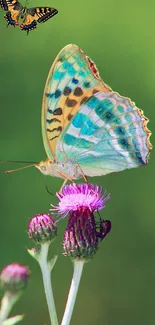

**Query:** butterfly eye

left=41, top=165, right=47, bottom=171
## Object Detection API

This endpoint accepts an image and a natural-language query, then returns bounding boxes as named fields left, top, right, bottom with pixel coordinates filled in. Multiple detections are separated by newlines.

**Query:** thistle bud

left=28, top=214, right=57, bottom=244
left=0, top=263, right=29, bottom=293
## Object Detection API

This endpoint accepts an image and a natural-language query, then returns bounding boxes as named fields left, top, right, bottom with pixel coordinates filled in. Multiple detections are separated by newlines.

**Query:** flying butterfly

left=0, top=0, right=58, bottom=33
left=3, top=44, right=152, bottom=189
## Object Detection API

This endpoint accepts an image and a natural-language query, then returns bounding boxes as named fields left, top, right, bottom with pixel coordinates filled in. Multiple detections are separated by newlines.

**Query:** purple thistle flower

left=51, top=183, right=111, bottom=260
left=51, top=183, right=110, bottom=218
left=28, top=214, right=57, bottom=244
left=0, top=263, right=29, bottom=293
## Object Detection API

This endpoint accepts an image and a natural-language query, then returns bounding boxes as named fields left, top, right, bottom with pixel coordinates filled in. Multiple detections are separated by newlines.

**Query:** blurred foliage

left=0, top=0, right=154, bottom=324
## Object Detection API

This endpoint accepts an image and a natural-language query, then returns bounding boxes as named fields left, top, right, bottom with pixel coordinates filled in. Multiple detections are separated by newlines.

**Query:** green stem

left=0, top=293, right=20, bottom=325
left=61, top=260, right=84, bottom=325
left=38, top=243, right=59, bottom=325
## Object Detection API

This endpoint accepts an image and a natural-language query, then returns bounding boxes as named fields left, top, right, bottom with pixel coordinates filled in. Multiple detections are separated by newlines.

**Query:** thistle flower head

left=51, top=183, right=110, bottom=218
left=0, top=263, right=29, bottom=293
left=28, top=214, right=57, bottom=244
left=51, top=183, right=111, bottom=260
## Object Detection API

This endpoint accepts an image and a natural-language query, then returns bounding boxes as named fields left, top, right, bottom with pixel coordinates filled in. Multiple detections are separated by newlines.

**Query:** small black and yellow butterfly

left=0, top=0, right=58, bottom=33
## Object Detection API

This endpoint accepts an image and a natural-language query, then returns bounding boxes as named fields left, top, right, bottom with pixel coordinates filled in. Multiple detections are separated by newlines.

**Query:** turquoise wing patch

left=56, top=91, right=152, bottom=176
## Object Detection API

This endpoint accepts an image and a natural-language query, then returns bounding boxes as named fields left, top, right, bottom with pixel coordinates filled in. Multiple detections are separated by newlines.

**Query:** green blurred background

left=0, top=0, right=155, bottom=324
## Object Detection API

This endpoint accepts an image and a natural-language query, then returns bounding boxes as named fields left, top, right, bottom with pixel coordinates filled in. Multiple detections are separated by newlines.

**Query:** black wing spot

left=47, top=126, right=62, bottom=133
left=72, top=78, right=79, bottom=84
left=45, top=92, right=53, bottom=98
left=53, top=107, right=62, bottom=115
left=54, top=89, right=61, bottom=98
left=68, top=114, right=73, bottom=121
left=46, top=118, right=60, bottom=124
left=63, top=86, right=72, bottom=96
left=119, top=138, right=130, bottom=150
left=66, top=98, right=77, bottom=107
left=74, top=87, right=83, bottom=97
left=115, top=126, right=126, bottom=136
left=83, top=81, right=90, bottom=88
left=92, top=89, right=99, bottom=94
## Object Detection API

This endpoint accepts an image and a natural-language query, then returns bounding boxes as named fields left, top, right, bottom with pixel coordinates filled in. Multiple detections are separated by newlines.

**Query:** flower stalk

left=0, top=263, right=29, bottom=325
left=54, top=183, right=111, bottom=325
left=0, top=293, right=21, bottom=324
left=38, top=243, right=59, bottom=325
left=28, top=214, right=58, bottom=325
left=61, top=260, right=84, bottom=325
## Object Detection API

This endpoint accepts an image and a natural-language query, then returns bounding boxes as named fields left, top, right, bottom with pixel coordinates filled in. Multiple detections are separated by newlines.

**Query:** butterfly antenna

left=5, top=164, right=35, bottom=174
left=25, top=0, right=29, bottom=8
left=0, top=160, right=38, bottom=164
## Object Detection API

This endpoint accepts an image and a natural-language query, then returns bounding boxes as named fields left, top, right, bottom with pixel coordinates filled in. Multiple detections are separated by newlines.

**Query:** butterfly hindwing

left=56, top=90, right=151, bottom=176
left=4, top=10, right=19, bottom=26
left=42, top=44, right=111, bottom=160
left=20, top=7, right=58, bottom=33
left=0, top=0, right=22, bottom=26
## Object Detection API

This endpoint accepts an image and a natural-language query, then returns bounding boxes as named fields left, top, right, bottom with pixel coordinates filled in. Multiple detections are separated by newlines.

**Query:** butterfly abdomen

left=51, top=161, right=82, bottom=180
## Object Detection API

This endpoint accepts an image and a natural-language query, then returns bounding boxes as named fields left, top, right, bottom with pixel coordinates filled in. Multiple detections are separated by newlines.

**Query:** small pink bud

left=0, top=263, right=29, bottom=293
left=28, top=214, right=57, bottom=243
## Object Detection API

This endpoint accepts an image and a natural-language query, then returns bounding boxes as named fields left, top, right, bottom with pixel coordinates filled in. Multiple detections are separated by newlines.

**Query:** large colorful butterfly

left=4, top=44, right=152, bottom=188
left=32, top=44, right=151, bottom=188
left=0, top=0, right=58, bottom=33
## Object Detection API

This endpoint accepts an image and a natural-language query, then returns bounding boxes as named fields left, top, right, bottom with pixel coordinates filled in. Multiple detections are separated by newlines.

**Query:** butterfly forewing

left=42, top=44, right=111, bottom=161
left=0, top=0, right=22, bottom=11
left=27, top=7, right=58, bottom=23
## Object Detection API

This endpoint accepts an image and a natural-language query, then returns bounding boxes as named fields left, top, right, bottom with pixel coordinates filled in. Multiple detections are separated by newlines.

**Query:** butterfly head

left=35, top=160, right=53, bottom=176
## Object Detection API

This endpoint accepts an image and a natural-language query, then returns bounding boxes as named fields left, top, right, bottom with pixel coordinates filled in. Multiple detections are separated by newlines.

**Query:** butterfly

left=0, top=0, right=58, bottom=33
left=4, top=44, right=152, bottom=189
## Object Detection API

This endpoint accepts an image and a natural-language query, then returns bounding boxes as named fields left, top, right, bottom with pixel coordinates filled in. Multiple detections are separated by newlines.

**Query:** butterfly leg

left=74, top=163, right=88, bottom=183
left=74, top=163, right=98, bottom=195
left=57, top=171, right=74, bottom=193
left=59, top=179, right=68, bottom=193
left=56, top=170, right=74, bottom=183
